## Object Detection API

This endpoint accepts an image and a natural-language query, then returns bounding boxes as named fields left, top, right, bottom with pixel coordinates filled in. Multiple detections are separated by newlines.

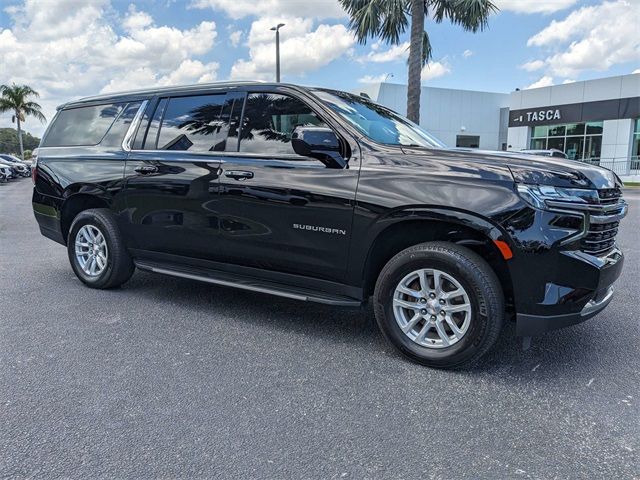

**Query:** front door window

left=238, top=93, right=326, bottom=156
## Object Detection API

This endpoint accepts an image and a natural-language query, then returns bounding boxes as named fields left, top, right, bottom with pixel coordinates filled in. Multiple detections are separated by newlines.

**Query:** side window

left=42, top=103, right=126, bottom=147
left=100, top=101, right=142, bottom=148
left=156, top=94, right=228, bottom=152
left=238, top=93, right=326, bottom=155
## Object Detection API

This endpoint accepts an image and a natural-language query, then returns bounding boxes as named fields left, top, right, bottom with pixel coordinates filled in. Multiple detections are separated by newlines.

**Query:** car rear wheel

left=67, top=208, right=135, bottom=289
left=373, top=242, right=504, bottom=368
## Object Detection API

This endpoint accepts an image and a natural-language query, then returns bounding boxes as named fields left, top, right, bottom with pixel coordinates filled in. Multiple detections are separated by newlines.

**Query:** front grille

left=581, top=220, right=620, bottom=256
left=598, top=187, right=622, bottom=205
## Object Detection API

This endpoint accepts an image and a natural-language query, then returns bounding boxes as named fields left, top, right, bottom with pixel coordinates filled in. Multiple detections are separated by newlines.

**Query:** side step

left=135, top=260, right=363, bottom=307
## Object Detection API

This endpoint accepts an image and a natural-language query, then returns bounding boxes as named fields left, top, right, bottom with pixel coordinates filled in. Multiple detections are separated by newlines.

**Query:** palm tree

left=0, top=84, right=46, bottom=160
left=340, top=0, right=497, bottom=123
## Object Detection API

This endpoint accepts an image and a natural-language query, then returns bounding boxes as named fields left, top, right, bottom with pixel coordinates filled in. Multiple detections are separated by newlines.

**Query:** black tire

left=373, top=242, right=504, bottom=369
left=67, top=208, right=135, bottom=289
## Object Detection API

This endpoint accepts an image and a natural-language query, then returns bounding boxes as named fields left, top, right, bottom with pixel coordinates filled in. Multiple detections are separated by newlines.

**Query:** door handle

left=134, top=165, right=158, bottom=174
left=224, top=170, right=254, bottom=180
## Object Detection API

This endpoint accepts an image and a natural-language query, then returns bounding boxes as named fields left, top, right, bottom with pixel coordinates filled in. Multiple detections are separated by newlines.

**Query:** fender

left=347, top=205, right=514, bottom=288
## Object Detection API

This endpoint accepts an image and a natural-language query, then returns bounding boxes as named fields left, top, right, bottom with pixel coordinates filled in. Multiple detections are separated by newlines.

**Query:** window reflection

left=42, top=103, right=126, bottom=147
left=314, top=89, right=445, bottom=148
left=156, top=94, right=228, bottom=152
left=238, top=93, right=326, bottom=155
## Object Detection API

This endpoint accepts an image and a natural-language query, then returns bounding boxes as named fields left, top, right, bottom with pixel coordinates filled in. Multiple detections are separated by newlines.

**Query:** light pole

left=270, top=23, right=285, bottom=82
left=384, top=73, right=394, bottom=83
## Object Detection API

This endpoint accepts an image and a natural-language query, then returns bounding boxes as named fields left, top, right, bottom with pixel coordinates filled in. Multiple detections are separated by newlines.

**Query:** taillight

left=31, top=157, right=38, bottom=184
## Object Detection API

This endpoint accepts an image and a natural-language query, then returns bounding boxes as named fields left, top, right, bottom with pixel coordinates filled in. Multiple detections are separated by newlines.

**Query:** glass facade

left=530, top=121, right=603, bottom=162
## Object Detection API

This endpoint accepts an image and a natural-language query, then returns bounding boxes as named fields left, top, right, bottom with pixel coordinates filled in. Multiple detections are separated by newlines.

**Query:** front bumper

left=516, top=285, right=615, bottom=336
left=513, top=247, right=624, bottom=336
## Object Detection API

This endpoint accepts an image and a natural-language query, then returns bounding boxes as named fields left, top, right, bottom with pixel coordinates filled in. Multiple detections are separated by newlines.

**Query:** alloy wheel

left=74, top=225, right=108, bottom=277
left=392, top=268, right=472, bottom=348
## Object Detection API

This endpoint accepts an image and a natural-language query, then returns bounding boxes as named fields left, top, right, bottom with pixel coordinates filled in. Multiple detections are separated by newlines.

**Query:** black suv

left=32, top=82, right=627, bottom=367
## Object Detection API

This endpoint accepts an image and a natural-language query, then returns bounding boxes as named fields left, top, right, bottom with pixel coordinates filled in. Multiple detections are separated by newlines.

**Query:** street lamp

left=384, top=73, right=394, bottom=82
left=270, top=23, right=285, bottom=82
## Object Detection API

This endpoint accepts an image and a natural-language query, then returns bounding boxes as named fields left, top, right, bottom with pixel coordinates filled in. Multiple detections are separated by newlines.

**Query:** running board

left=135, top=260, right=362, bottom=307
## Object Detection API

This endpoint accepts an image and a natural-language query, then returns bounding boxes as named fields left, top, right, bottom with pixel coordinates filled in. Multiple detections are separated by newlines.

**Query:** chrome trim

left=590, top=203, right=628, bottom=224
left=121, top=100, right=149, bottom=152
left=545, top=200, right=625, bottom=212
left=581, top=286, right=614, bottom=317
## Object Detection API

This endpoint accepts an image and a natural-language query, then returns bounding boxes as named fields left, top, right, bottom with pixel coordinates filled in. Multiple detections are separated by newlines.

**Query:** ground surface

left=1, top=178, right=639, bottom=479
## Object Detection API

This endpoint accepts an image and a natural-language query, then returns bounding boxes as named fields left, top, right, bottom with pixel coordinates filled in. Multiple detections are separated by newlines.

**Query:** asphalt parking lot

left=1, top=178, right=639, bottom=479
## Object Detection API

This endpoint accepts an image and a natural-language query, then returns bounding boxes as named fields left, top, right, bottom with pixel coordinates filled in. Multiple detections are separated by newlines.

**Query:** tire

left=373, top=242, right=504, bottom=369
left=67, top=208, right=135, bottom=289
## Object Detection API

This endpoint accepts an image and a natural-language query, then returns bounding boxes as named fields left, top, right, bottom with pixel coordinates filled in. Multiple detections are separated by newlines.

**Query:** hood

left=403, top=146, right=621, bottom=190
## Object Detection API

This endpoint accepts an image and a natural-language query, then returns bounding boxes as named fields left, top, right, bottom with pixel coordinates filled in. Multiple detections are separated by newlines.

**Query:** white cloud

left=526, top=76, right=554, bottom=89
left=633, top=68, right=640, bottom=74
left=526, top=1, right=640, bottom=77
left=0, top=0, right=220, bottom=135
left=229, top=16, right=355, bottom=80
left=361, top=42, right=409, bottom=63
left=520, top=60, right=545, bottom=72
left=229, top=29, right=243, bottom=47
left=495, top=0, right=578, bottom=14
left=562, top=79, right=576, bottom=84
left=358, top=74, right=389, bottom=84
left=122, top=5, right=153, bottom=32
left=190, top=0, right=345, bottom=19
left=421, top=61, right=451, bottom=81
left=463, top=49, right=473, bottom=58
left=101, top=60, right=219, bottom=93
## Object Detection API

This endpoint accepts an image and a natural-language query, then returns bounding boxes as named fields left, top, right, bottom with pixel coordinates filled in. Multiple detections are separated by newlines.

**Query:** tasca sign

left=509, top=103, right=582, bottom=127
left=516, top=109, right=561, bottom=123
left=508, top=97, right=640, bottom=128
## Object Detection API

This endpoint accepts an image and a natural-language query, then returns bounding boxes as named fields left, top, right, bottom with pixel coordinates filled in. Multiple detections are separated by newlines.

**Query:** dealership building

left=362, top=73, right=640, bottom=180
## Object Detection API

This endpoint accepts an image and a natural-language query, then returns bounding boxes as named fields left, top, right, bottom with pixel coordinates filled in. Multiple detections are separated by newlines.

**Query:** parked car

left=520, top=149, right=568, bottom=159
left=32, top=82, right=627, bottom=368
left=0, top=164, right=11, bottom=182
left=0, top=159, right=19, bottom=179
left=0, top=154, right=31, bottom=177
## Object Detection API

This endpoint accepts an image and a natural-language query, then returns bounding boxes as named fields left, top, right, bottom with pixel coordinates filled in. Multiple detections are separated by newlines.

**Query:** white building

left=359, top=82, right=510, bottom=150
left=364, top=73, right=640, bottom=181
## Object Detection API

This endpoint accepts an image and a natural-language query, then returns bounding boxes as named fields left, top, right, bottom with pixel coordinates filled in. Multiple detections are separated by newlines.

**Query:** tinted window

left=156, top=94, right=227, bottom=152
left=100, top=102, right=142, bottom=147
left=140, top=98, right=168, bottom=150
left=42, top=103, right=126, bottom=147
left=239, top=93, right=325, bottom=155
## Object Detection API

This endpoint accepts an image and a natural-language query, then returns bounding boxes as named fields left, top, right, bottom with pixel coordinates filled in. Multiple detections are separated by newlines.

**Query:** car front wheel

left=373, top=242, right=504, bottom=368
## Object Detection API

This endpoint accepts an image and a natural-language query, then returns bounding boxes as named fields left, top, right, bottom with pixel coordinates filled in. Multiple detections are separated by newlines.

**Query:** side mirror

left=291, top=126, right=345, bottom=168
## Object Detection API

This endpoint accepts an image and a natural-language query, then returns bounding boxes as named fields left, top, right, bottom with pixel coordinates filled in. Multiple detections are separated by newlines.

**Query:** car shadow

left=118, top=269, right=609, bottom=377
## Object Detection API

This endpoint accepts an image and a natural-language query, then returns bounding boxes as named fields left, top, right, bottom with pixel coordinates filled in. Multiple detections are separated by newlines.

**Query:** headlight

left=517, top=184, right=599, bottom=210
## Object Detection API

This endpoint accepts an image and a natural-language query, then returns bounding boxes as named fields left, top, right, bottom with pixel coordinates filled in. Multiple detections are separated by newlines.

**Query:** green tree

left=0, top=84, right=46, bottom=160
left=340, top=0, right=496, bottom=123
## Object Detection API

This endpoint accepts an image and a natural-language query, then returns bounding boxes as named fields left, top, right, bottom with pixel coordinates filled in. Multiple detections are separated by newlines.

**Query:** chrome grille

left=577, top=188, right=626, bottom=256
left=598, top=187, right=622, bottom=205
left=581, top=220, right=620, bottom=256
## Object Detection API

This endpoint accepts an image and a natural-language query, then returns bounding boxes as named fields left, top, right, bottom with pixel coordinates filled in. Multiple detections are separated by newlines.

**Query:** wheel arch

left=60, top=193, right=111, bottom=244
left=361, top=210, right=515, bottom=311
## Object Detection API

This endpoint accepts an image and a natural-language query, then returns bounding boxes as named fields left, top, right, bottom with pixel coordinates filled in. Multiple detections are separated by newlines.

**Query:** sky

left=1, top=0, right=639, bottom=136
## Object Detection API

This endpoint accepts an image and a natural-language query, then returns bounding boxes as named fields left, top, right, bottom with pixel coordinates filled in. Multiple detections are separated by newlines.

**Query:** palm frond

left=0, top=83, right=46, bottom=122
left=428, top=0, right=497, bottom=31
left=339, top=0, right=410, bottom=44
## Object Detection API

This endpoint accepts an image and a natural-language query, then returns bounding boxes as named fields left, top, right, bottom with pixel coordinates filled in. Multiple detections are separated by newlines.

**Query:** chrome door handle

left=134, top=165, right=158, bottom=174
left=224, top=170, right=254, bottom=180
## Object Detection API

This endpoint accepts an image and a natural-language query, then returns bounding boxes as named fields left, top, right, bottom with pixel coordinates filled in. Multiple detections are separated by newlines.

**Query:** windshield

left=313, top=89, right=446, bottom=149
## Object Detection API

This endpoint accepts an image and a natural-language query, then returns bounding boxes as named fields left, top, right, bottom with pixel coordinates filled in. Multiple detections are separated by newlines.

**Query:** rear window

left=42, top=103, right=127, bottom=147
